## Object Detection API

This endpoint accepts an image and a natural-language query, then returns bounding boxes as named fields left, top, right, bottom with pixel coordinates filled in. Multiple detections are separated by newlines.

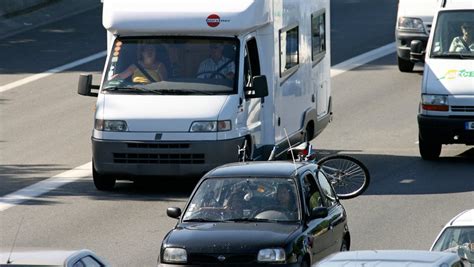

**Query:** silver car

left=314, top=250, right=464, bottom=267
left=0, top=249, right=109, bottom=267
left=431, top=209, right=474, bottom=267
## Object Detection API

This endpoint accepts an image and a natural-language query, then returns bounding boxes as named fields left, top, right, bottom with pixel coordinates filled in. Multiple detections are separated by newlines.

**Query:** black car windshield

left=430, top=11, right=474, bottom=59
left=102, top=37, right=239, bottom=95
left=432, top=226, right=474, bottom=264
left=183, top=178, right=300, bottom=222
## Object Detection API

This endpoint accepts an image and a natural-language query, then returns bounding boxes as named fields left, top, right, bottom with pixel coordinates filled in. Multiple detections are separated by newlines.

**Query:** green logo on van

left=439, top=69, right=474, bottom=80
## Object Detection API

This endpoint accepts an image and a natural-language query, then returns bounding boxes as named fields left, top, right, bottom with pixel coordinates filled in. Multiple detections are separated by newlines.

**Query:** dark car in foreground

left=158, top=161, right=364, bottom=266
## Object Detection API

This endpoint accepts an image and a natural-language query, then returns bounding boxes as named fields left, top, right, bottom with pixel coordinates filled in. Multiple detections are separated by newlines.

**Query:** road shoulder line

left=0, top=162, right=91, bottom=212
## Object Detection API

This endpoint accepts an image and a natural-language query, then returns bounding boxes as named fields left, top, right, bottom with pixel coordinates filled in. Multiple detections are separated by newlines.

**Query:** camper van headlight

left=257, top=248, right=286, bottom=263
left=421, top=94, right=449, bottom=111
left=189, top=120, right=231, bottom=132
left=95, top=119, right=128, bottom=131
left=398, top=17, right=425, bottom=33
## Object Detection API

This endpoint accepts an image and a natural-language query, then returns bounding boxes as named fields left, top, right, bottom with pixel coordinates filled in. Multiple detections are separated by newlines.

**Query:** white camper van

left=417, top=0, right=474, bottom=160
left=78, top=0, right=332, bottom=190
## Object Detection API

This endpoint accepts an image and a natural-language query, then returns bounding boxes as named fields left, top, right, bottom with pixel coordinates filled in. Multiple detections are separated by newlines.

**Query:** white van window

left=102, top=38, right=239, bottom=95
left=311, top=11, right=326, bottom=63
left=431, top=11, right=474, bottom=58
left=279, top=26, right=299, bottom=77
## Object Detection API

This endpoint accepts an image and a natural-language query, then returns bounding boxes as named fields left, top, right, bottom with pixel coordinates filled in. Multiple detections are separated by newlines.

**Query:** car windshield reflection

left=182, top=178, right=300, bottom=223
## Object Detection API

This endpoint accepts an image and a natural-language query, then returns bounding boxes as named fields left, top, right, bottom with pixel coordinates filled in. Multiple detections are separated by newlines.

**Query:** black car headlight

left=162, top=248, right=187, bottom=263
left=257, top=248, right=285, bottom=263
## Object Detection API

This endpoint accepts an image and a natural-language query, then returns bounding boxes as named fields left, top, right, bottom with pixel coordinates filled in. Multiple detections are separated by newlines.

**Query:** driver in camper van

left=449, top=22, right=474, bottom=52
left=112, top=44, right=168, bottom=83
left=196, top=43, right=235, bottom=80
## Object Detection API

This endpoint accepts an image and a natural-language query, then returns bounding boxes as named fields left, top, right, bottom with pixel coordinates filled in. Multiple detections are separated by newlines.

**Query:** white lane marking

left=0, top=162, right=91, bottom=212
left=0, top=51, right=107, bottom=93
left=331, top=42, right=396, bottom=77
left=0, top=43, right=396, bottom=211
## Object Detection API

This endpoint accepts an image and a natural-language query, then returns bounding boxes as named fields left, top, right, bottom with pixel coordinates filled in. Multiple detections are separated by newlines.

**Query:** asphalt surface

left=1, top=0, right=473, bottom=266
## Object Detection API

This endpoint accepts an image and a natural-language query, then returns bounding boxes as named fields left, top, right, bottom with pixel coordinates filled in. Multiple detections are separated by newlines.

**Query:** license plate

left=466, top=122, right=474, bottom=130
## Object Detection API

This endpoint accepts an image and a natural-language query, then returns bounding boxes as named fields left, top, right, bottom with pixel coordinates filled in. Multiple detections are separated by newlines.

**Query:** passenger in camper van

left=112, top=44, right=168, bottom=83
left=196, top=43, right=235, bottom=80
left=449, top=22, right=474, bottom=52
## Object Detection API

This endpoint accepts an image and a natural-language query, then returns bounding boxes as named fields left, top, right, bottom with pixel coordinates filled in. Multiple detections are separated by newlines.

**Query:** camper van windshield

left=102, top=37, right=239, bottom=94
left=431, top=11, right=474, bottom=58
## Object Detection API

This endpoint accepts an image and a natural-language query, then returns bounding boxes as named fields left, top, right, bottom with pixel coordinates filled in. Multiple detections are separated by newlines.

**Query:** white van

left=77, top=0, right=332, bottom=190
left=416, top=0, right=474, bottom=160
left=395, top=0, right=438, bottom=72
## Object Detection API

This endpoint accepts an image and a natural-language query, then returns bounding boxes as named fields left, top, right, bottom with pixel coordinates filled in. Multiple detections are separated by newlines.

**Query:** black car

left=159, top=161, right=362, bottom=266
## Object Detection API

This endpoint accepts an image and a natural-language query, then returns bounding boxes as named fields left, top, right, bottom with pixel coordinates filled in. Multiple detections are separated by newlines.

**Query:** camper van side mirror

left=410, top=40, right=424, bottom=63
left=78, top=74, right=99, bottom=97
left=245, top=75, right=268, bottom=99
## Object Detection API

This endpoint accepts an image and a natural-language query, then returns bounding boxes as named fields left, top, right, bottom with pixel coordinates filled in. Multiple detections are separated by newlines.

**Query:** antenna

left=284, top=128, right=298, bottom=175
left=7, top=216, right=24, bottom=264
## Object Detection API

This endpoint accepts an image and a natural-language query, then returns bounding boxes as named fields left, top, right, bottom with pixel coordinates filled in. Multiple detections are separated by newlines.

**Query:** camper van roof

left=103, top=0, right=272, bottom=36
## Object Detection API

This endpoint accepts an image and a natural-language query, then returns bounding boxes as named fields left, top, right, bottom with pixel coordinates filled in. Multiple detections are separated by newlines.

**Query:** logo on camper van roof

left=207, top=14, right=221, bottom=27
left=206, top=14, right=229, bottom=28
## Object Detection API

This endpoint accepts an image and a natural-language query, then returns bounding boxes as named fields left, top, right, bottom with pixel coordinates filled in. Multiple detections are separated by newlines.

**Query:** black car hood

left=165, top=222, right=301, bottom=253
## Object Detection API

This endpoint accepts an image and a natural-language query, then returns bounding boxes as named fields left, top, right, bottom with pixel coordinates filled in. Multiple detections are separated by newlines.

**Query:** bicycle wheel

left=316, top=155, right=370, bottom=199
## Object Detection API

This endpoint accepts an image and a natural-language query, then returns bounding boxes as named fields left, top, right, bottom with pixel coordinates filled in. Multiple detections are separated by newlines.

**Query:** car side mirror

left=78, top=74, right=99, bottom=97
left=309, top=207, right=328, bottom=220
left=245, top=75, right=268, bottom=99
left=167, top=207, right=182, bottom=219
left=410, top=40, right=424, bottom=63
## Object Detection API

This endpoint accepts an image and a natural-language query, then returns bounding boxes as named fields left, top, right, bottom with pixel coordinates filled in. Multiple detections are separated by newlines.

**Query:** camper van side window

left=279, top=26, right=299, bottom=77
left=311, top=11, right=326, bottom=63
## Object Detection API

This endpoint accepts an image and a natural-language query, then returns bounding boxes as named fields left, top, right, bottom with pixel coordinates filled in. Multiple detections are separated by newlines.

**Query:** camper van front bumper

left=418, top=115, right=474, bottom=145
left=92, top=137, right=245, bottom=177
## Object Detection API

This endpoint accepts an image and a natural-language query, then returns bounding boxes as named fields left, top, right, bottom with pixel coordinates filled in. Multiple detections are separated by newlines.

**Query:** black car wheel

left=340, top=238, right=349, bottom=251
left=397, top=56, right=415, bottom=72
left=93, top=163, right=116, bottom=191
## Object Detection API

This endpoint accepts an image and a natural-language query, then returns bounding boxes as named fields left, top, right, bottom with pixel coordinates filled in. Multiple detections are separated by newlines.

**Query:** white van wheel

left=419, top=137, right=441, bottom=160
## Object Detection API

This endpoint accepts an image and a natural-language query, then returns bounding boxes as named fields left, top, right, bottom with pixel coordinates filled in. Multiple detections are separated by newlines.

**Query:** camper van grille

left=127, top=143, right=190, bottom=149
left=113, top=153, right=205, bottom=164
left=451, top=106, right=474, bottom=112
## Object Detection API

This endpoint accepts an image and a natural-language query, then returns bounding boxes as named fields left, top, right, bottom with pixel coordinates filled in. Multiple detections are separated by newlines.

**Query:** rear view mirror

left=309, top=207, right=328, bottom=220
left=78, top=74, right=99, bottom=97
left=245, top=75, right=268, bottom=99
left=410, top=40, right=424, bottom=62
left=167, top=207, right=182, bottom=219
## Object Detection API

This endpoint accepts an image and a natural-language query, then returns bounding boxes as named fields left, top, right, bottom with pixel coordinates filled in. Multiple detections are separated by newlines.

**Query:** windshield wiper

left=156, top=89, right=214, bottom=95
left=183, top=218, right=222, bottom=222
left=103, top=86, right=164, bottom=94
left=432, top=53, right=474, bottom=59
left=223, top=218, right=277, bottom=223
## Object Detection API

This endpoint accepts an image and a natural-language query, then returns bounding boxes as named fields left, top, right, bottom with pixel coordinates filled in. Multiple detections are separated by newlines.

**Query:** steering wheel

left=196, top=71, right=230, bottom=80
left=187, top=208, right=226, bottom=220
left=253, top=206, right=291, bottom=220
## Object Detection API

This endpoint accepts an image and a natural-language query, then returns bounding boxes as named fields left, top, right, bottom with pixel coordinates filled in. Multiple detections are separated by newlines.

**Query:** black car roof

left=204, top=161, right=310, bottom=178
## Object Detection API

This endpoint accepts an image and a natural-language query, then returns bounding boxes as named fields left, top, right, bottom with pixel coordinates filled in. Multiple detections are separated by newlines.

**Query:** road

left=1, top=0, right=473, bottom=266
